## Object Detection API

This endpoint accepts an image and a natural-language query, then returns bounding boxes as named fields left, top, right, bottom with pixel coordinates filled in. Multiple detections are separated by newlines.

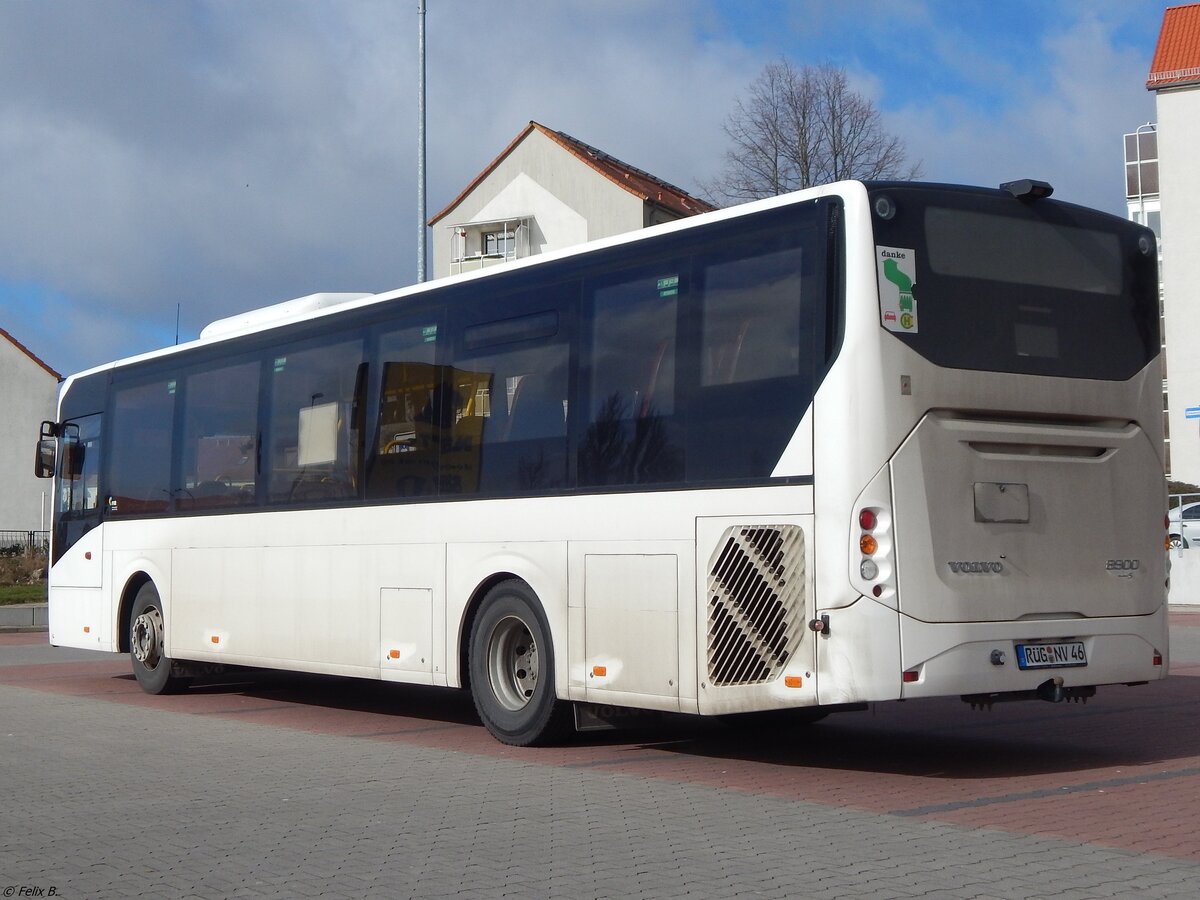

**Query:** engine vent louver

left=707, top=525, right=806, bottom=686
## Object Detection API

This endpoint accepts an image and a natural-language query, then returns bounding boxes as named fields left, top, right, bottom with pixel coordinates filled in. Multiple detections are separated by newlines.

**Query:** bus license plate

left=1016, top=641, right=1087, bottom=670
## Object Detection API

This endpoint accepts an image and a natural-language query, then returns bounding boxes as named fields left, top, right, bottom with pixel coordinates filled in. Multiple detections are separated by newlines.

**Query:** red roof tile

left=428, top=121, right=714, bottom=225
left=1, top=326, right=61, bottom=380
left=1148, top=4, right=1200, bottom=89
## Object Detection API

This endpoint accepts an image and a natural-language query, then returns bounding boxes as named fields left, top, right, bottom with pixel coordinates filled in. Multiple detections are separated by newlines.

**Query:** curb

left=0, top=602, right=48, bottom=633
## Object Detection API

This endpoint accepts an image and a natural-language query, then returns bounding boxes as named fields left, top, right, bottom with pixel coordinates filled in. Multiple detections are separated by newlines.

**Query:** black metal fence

left=0, top=531, right=50, bottom=556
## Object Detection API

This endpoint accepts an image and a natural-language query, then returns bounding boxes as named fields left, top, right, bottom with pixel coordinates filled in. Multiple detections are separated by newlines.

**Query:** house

left=0, top=327, right=60, bottom=534
left=428, top=121, right=715, bottom=280
left=1148, top=3, right=1200, bottom=485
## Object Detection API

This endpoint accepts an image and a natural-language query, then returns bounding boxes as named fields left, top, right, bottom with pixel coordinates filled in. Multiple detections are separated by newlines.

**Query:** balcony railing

left=445, top=216, right=532, bottom=276
left=1148, top=66, right=1200, bottom=86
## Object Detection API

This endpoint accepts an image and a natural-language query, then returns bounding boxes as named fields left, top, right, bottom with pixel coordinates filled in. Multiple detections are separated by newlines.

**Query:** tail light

left=853, top=503, right=895, bottom=600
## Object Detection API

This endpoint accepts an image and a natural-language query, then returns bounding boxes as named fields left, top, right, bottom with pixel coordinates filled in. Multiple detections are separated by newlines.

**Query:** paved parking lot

left=1, top=613, right=1198, bottom=899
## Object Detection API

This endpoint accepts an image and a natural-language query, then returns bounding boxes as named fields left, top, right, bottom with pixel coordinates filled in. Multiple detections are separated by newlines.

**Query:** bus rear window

left=869, top=186, right=1158, bottom=381
left=924, top=208, right=1122, bottom=296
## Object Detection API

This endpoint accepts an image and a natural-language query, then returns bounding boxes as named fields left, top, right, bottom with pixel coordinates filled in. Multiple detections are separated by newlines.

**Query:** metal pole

left=417, top=0, right=427, bottom=283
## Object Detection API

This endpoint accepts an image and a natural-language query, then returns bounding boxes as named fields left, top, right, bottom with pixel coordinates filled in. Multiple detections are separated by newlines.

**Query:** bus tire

left=468, top=580, right=571, bottom=746
left=129, top=582, right=189, bottom=695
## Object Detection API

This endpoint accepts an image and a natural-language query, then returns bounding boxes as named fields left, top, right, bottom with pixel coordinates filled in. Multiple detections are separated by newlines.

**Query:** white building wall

left=432, top=129, right=645, bottom=280
left=1157, top=86, right=1200, bottom=485
left=0, top=336, right=59, bottom=532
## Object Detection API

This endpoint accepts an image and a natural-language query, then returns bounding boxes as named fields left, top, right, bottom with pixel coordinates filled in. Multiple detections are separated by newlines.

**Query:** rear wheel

left=468, top=580, right=571, bottom=746
left=129, top=582, right=189, bottom=694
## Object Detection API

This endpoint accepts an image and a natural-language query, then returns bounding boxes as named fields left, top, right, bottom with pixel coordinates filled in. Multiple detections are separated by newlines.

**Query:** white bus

left=37, top=179, right=1168, bottom=745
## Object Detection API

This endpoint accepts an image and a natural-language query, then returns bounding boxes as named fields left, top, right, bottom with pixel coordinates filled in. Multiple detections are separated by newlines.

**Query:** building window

left=1124, top=128, right=1159, bottom=200
left=484, top=230, right=515, bottom=258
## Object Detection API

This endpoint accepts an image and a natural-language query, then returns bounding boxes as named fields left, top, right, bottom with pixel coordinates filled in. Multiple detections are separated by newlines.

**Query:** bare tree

left=705, top=60, right=922, bottom=205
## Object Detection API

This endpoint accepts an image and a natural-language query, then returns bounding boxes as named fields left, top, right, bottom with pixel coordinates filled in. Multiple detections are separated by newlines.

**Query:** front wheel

left=129, top=582, right=189, bottom=694
left=468, top=580, right=571, bottom=746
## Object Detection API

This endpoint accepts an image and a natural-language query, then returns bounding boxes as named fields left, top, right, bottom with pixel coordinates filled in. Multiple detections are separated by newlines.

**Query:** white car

left=1168, top=501, right=1200, bottom=549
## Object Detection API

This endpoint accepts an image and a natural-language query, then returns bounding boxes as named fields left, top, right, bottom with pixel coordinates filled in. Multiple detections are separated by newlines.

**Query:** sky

left=0, top=0, right=1171, bottom=377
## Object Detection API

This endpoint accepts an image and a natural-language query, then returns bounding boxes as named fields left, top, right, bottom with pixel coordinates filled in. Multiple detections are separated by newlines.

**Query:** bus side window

left=451, top=308, right=570, bottom=497
left=366, top=322, right=441, bottom=500
left=179, top=360, right=260, bottom=510
left=688, top=228, right=816, bottom=483
left=108, top=380, right=175, bottom=516
left=580, top=263, right=683, bottom=487
left=266, top=337, right=365, bottom=505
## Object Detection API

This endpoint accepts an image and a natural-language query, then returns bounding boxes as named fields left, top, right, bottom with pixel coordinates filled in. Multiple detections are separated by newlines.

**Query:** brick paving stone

left=4, top=637, right=1200, bottom=899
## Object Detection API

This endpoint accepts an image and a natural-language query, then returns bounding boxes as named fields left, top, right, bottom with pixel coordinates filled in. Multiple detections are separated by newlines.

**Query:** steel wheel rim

left=486, top=615, right=538, bottom=711
left=131, top=606, right=165, bottom=671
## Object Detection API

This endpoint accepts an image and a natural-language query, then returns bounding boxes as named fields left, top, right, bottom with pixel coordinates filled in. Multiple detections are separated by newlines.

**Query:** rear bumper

left=897, top=603, right=1169, bottom=699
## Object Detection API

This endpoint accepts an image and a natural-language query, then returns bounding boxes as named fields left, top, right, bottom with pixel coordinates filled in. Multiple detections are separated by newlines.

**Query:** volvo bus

left=36, top=179, right=1168, bottom=745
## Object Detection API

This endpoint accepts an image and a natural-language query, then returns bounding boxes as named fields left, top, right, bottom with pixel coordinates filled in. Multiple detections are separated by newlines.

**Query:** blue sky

left=0, top=0, right=1169, bottom=376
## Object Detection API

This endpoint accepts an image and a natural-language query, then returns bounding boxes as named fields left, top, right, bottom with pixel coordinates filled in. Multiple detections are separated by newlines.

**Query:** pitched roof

left=428, top=121, right=715, bottom=225
left=1148, top=4, right=1200, bottom=89
left=1, top=326, right=61, bottom=380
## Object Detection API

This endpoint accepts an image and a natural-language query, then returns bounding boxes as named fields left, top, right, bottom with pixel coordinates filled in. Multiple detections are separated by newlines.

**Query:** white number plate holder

left=1016, top=641, right=1087, bottom=670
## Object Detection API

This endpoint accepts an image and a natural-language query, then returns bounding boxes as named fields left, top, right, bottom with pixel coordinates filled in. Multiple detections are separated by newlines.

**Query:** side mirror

left=34, top=420, right=57, bottom=479
left=35, top=437, right=56, bottom=479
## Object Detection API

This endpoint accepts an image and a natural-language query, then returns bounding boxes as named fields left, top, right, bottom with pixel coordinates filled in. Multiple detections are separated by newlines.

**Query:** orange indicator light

left=389, top=649, right=400, bottom=659
left=784, top=675, right=802, bottom=688
left=211, top=635, right=220, bottom=644
left=859, top=534, right=878, bottom=555
left=83, top=626, right=90, bottom=634
left=592, top=665, right=607, bottom=677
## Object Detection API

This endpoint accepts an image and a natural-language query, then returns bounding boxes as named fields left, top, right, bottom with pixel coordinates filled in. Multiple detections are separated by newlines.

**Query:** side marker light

left=902, top=669, right=920, bottom=683
left=592, top=665, right=607, bottom=677
left=784, top=675, right=802, bottom=688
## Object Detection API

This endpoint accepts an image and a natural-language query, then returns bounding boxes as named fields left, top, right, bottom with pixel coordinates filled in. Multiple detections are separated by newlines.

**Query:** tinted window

left=580, top=262, right=682, bottom=487
left=266, top=337, right=365, bottom=504
left=580, top=202, right=829, bottom=488
left=366, top=320, right=442, bottom=499
left=450, top=301, right=572, bottom=497
left=109, top=379, right=175, bottom=516
left=869, top=186, right=1159, bottom=380
left=701, top=245, right=804, bottom=386
left=178, top=360, right=260, bottom=510
left=687, top=230, right=817, bottom=482
left=924, top=208, right=1121, bottom=294
left=53, top=413, right=102, bottom=561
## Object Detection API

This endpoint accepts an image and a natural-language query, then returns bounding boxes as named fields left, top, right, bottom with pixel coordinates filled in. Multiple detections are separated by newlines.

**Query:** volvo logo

left=948, top=561, right=1004, bottom=574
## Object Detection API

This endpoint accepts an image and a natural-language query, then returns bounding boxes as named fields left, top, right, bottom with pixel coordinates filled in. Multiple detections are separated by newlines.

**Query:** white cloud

left=0, top=0, right=1169, bottom=375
